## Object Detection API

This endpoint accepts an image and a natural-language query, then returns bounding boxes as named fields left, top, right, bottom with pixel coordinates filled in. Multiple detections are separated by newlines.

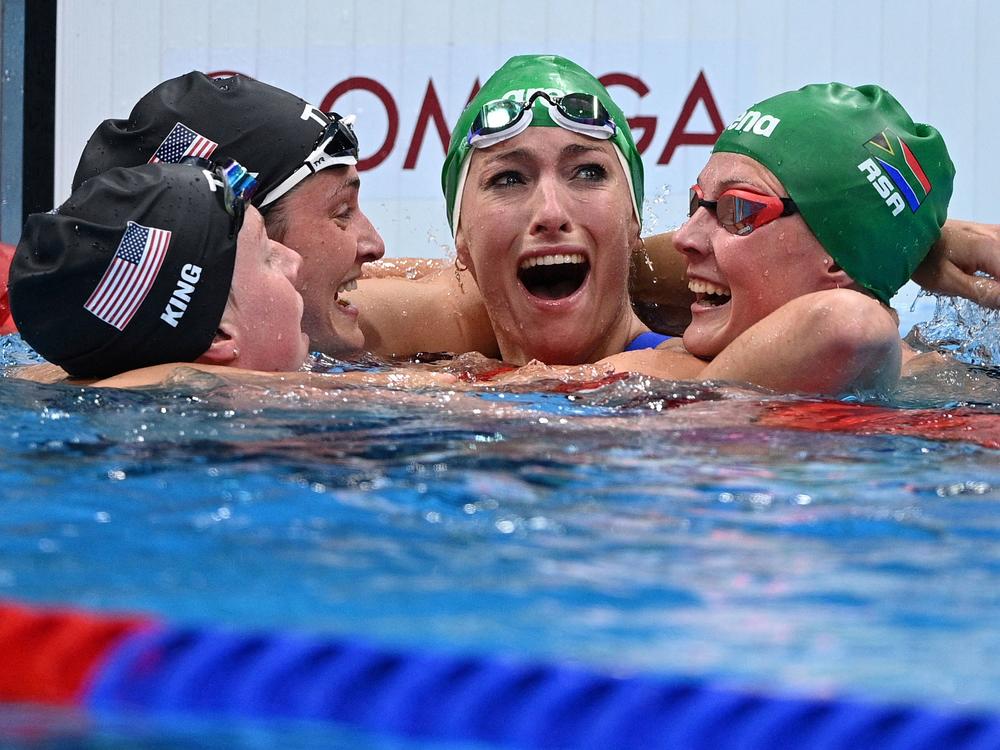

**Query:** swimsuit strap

left=624, top=331, right=671, bottom=351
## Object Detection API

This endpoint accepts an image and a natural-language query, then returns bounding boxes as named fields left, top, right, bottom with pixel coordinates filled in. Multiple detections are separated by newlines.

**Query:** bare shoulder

left=600, top=346, right=707, bottom=380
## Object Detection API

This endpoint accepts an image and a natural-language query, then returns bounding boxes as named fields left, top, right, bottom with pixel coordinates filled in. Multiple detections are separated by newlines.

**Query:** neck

left=493, top=307, right=647, bottom=366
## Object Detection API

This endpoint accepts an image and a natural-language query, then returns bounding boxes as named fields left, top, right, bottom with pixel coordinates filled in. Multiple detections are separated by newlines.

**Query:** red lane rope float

left=759, top=401, right=1000, bottom=449
left=0, top=601, right=149, bottom=705
left=0, top=243, right=16, bottom=336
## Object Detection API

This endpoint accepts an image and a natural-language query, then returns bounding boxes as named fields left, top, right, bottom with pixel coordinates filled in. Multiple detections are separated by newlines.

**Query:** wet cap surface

left=11, top=163, right=239, bottom=378
left=72, top=72, right=340, bottom=208
left=713, top=82, right=954, bottom=303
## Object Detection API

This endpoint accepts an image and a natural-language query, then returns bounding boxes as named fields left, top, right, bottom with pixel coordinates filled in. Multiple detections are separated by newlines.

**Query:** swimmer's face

left=270, top=167, right=385, bottom=356
left=675, top=152, right=840, bottom=358
left=226, top=206, right=309, bottom=371
left=455, top=127, right=639, bottom=365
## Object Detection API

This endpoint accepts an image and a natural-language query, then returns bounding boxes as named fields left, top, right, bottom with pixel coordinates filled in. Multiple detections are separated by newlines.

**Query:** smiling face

left=455, top=127, right=640, bottom=365
left=224, top=206, right=310, bottom=371
left=266, top=166, right=385, bottom=356
left=674, top=152, right=849, bottom=359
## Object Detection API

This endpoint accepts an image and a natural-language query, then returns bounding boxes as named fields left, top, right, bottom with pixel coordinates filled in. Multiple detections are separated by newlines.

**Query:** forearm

left=629, top=231, right=694, bottom=334
left=913, top=218, right=1000, bottom=307
left=361, top=257, right=448, bottom=280
left=700, top=290, right=901, bottom=395
left=354, top=265, right=499, bottom=358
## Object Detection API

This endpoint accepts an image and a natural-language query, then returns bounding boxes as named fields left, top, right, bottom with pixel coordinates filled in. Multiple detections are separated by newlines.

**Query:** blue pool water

left=0, top=325, right=998, bottom=747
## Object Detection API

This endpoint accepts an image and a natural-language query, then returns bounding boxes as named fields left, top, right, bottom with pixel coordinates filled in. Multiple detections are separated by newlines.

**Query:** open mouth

left=688, top=278, right=731, bottom=307
left=334, top=278, right=357, bottom=308
left=517, top=253, right=590, bottom=301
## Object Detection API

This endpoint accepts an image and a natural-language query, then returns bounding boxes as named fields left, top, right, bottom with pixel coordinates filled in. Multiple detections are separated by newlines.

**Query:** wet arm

left=699, top=289, right=901, bottom=395
left=629, top=231, right=694, bottom=334
left=353, top=260, right=499, bottom=358
left=92, top=363, right=459, bottom=389
left=913, top=219, right=1000, bottom=307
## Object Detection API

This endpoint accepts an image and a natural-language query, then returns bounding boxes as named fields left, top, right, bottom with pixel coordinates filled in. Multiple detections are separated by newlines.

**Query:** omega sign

left=210, top=70, right=726, bottom=172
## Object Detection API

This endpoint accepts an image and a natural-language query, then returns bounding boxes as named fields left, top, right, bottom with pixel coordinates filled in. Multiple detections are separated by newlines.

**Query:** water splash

left=0, top=334, right=45, bottom=369
left=641, top=184, right=675, bottom=237
left=910, top=295, right=1000, bottom=366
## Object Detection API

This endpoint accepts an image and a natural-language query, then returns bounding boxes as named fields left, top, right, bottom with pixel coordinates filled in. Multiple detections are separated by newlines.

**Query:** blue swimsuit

left=624, top=332, right=671, bottom=351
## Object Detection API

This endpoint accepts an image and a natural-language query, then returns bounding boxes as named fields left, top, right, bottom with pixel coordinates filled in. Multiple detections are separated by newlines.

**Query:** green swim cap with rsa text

left=713, top=82, right=954, bottom=304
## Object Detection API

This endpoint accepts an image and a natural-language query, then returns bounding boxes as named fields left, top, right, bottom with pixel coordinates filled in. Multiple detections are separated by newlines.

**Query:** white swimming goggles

left=466, top=91, right=617, bottom=150
left=260, top=113, right=360, bottom=207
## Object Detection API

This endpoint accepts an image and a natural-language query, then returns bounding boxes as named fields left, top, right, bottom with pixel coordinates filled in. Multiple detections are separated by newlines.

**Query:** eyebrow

left=560, top=143, right=604, bottom=158
left=483, top=142, right=608, bottom=168
left=335, top=176, right=361, bottom=194
left=697, top=176, right=772, bottom=194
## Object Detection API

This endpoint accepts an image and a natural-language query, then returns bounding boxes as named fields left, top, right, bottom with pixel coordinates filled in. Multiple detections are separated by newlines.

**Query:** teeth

left=519, top=253, right=586, bottom=270
left=688, top=279, right=731, bottom=297
left=336, top=279, right=358, bottom=295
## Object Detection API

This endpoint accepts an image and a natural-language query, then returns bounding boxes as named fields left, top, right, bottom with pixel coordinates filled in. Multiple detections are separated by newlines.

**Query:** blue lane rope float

left=2, top=600, right=999, bottom=749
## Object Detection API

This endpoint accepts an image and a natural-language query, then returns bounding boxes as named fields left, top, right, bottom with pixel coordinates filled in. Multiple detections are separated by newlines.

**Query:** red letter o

left=321, top=77, right=399, bottom=171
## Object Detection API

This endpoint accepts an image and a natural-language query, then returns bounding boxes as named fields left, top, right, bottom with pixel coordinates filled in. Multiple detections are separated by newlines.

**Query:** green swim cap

left=713, top=83, right=954, bottom=304
left=441, top=54, right=644, bottom=236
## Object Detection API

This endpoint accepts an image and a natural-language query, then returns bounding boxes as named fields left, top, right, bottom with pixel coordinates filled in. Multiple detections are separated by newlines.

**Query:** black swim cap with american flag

left=71, top=71, right=347, bottom=208
left=12, top=163, right=239, bottom=378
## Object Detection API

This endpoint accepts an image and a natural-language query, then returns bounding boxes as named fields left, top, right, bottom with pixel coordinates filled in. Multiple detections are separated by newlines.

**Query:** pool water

left=0, top=330, right=998, bottom=746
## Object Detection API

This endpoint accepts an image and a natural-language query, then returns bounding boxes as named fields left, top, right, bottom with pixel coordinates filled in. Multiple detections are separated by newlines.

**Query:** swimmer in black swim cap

left=11, top=160, right=308, bottom=381
left=73, top=71, right=384, bottom=357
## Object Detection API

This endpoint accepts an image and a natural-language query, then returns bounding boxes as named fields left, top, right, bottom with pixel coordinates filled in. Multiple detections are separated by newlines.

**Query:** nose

left=529, top=174, right=572, bottom=236
left=673, top=205, right=713, bottom=260
left=355, top=211, right=385, bottom=265
left=276, top=240, right=302, bottom=285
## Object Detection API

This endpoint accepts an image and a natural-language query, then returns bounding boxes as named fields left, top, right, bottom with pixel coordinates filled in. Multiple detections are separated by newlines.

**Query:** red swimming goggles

left=689, top=184, right=798, bottom=236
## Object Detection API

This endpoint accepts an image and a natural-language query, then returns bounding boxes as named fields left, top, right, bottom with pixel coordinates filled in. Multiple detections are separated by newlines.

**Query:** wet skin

left=271, top=167, right=385, bottom=356
left=455, top=127, right=644, bottom=365
left=224, top=206, right=309, bottom=372
left=674, top=152, right=847, bottom=359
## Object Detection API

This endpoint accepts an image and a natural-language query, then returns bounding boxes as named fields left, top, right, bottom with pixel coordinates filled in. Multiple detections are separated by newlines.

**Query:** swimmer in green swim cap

left=355, top=59, right=996, bottom=379
left=658, top=82, right=955, bottom=393
left=427, top=53, right=672, bottom=366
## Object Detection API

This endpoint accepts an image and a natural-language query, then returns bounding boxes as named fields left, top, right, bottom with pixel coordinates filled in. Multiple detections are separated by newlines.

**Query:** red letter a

left=658, top=71, right=726, bottom=165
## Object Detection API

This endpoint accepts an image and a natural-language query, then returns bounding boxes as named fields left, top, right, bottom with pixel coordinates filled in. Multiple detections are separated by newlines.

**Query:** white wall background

left=55, top=0, right=1000, bottom=327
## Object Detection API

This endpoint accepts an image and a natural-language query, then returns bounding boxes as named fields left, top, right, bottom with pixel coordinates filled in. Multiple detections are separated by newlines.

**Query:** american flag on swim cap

left=148, top=122, right=218, bottom=163
left=84, top=221, right=171, bottom=331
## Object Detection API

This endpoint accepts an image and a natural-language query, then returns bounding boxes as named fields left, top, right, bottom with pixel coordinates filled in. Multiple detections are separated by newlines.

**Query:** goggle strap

left=450, top=151, right=474, bottom=234
left=259, top=147, right=358, bottom=207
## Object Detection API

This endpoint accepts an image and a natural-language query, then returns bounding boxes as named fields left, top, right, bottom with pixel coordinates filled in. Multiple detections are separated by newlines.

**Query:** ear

left=195, top=322, right=239, bottom=366
left=629, top=219, right=643, bottom=254
left=455, top=226, right=477, bottom=281
left=821, top=258, right=857, bottom=290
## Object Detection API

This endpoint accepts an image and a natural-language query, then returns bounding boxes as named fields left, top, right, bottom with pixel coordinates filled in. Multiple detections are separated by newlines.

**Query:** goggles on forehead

left=260, top=112, right=360, bottom=208
left=689, top=184, right=798, bottom=236
left=467, top=90, right=617, bottom=150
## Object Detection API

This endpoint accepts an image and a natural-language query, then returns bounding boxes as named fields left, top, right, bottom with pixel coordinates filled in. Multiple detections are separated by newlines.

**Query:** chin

left=681, top=329, right=725, bottom=360
left=308, top=324, right=365, bottom=358
left=327, top=334, right=365, bottom=358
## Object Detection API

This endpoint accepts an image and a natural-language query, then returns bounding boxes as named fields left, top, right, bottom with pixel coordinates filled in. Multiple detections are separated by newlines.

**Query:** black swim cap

left=11, top=163, right=240, bottom=378
left=72, top=72, right=355, bottom=208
